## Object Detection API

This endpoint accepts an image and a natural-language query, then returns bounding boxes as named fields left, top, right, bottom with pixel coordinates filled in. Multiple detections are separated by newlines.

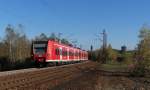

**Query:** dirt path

left=50, top=70, right=150, bottom=90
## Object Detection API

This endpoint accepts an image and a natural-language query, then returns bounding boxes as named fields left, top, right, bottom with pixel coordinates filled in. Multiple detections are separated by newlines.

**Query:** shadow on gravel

left=0, top=57, right=35, bottom=71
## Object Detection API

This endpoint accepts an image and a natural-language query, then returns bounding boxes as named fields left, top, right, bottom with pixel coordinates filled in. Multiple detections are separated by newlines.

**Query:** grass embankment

left=97, top=62, right=130, bottom=72
left=97, top=62, right=150, bottom=77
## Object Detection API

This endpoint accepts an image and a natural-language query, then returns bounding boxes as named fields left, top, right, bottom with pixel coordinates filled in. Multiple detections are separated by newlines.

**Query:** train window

left=75, top=52, right=78, bottom=56
left=65, top=51, right=67, bottom=56
left=33, top=42, right=47, bottom=54
left=55, top=48, right=59, bottom=55
left=63, top=50, right=67, bottom=56
left=34, top=47, right=46, bottom=54
left=66, top=51, right=67, bottom=56
left=79, top=53, right=81, bottom=57
left=62, top=50, right=65, bottom=56
left=69, top=52, right=71, bottom=56
left=69, top=51, right=73, bottom=56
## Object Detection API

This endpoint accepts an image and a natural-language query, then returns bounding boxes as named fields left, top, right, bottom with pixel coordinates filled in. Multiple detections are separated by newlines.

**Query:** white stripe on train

left=45, top=59, right=88, bottom=62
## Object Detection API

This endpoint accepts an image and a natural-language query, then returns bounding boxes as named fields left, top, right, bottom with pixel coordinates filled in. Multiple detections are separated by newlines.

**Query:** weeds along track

left=0, top=61, right=97, bottom=90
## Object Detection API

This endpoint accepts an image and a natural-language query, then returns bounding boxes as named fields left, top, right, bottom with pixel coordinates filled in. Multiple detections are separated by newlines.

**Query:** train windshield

left=33, top=41, right=48, bottom=54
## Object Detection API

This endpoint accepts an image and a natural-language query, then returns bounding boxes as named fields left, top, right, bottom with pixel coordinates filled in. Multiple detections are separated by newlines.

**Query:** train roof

left=33, top=40, right=48, bottom=44
left=33, top=40, right=87, bottom=52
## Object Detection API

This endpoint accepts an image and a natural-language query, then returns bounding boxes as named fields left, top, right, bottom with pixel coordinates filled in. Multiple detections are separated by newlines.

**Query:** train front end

left=32, top=41, right=48, bottom=67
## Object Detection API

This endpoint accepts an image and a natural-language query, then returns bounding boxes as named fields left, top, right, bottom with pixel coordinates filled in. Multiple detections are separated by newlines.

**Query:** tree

left=35, top=33, right=48, bottom=41
left=4, top=24, right=16, bottom=62
left=3, top=24, right=31, bottom=63
left=136, top=24, right=150, bottom=68
left=97, top=46, right=108, bottom=63
left=61, top=38, right=70, bottom=45
left=49, top=33, right=58, bottom=41
left=107, top=44, right=118, bottom=62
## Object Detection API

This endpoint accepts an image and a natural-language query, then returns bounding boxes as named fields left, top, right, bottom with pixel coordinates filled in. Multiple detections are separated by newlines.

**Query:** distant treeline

left=0, top=24, right=71, bottom=70
left=89, top=44, right=134, bottom=64
left=89, top=24, right=150, bottom=76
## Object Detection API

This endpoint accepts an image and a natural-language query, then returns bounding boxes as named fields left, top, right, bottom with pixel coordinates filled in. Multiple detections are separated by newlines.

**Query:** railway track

left=0, top=61, right=97, bottom=90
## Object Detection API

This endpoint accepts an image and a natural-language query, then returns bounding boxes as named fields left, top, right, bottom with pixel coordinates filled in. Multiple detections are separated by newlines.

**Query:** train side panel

left=45, top=41, right=53, bottom=62
left=33, top=40, right=88, bottom=65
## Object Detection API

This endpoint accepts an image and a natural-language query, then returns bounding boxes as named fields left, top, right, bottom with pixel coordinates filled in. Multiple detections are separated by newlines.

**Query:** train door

left=78, top=50, right=80, bottom=60
left=55, top=44, right=60, bottom=60
left=59, top=47, right=62, bottom=60
left=73, top=49, right=75, bottom=60
left=63, top=47, right=67, bottom=60
left=67, top=48, right=69, bottom=60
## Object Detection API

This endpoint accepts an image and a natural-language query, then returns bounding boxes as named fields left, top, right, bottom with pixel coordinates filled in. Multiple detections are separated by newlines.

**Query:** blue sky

left=0, top=0, right=149, bottom=50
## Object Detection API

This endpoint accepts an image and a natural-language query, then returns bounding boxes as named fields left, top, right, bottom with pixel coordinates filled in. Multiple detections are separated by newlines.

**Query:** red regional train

left=32, top=40, right=88, bottom=67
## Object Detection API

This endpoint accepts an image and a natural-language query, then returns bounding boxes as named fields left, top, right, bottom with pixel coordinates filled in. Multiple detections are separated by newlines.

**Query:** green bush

left=130, top=63, right=145, bottom=77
